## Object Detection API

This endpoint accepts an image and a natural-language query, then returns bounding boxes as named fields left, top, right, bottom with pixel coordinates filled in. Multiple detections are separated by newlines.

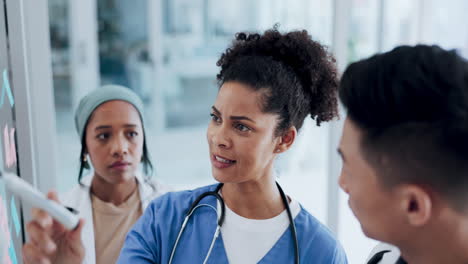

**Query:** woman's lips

left=109, top=161, right=130, bottom=170
left=211, top=154, right=236, bottom=169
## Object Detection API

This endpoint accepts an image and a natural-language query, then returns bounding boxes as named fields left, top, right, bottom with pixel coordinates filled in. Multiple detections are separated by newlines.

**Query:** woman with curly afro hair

left=118, top=27, right=348, bottom=264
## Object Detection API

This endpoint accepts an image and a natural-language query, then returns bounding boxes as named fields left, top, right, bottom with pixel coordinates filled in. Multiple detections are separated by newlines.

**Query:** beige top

left=91, top=187, right=142, bottom=264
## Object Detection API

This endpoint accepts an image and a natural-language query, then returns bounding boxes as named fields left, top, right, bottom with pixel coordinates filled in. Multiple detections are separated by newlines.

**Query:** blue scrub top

left=118, top=184, right=348, bottom=264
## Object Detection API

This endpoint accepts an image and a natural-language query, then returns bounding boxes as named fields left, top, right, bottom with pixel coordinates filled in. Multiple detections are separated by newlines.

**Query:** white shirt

left=219, top=198, right=301, bottom=264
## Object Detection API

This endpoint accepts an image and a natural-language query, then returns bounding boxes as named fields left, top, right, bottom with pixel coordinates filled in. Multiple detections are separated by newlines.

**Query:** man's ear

left=399, top=185, right=432, bottom=227
left=274, top=126, right=297, bottom=154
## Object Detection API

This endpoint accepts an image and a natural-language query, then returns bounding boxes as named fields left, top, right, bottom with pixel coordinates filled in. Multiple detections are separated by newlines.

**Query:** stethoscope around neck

left=168, top=182, right=300, bottom=264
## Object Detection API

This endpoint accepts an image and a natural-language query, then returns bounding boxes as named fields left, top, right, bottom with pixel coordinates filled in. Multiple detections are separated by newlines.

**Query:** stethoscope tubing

left=169, top=183, right=299, bottom=264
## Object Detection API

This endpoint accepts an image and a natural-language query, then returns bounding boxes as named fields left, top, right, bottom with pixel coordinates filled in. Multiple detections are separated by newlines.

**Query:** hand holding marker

left=1, top=171, right=79, bottom=230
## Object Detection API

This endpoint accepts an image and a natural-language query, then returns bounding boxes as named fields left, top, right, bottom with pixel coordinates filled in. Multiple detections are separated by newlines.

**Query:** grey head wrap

left=74, top=84, right=146, bottom=139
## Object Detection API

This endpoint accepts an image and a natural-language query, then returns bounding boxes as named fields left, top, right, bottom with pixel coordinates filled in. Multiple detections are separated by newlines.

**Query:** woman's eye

left=235, top=123, right=251, bottom=132
left=128, top=131, right=138, bottom=138
left=210, top=113, right=221, bottom=123
left=97, top=133, right=110, bottom=140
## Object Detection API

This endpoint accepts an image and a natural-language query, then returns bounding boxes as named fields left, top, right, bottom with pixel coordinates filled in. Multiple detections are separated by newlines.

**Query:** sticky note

left=0, top=223, right=4, bottom=261
left=0, top=195, right=11, bottom=263
left=3, top=125, right=16, bottom=168
left=0, top=130, right=4, bottom=172
left=0, top=195, right=9, bottom=241
left=1, top=69, right=14, bottom=107
left=3, top=125, right=9, bottom=167
left=10, top=198, right=20, bottom=236
left=0, top=239, right=5, bottom=264
left=8, top=242, right=17, bottom=264
left=3, top=254, right=12, bottom=264
left=8, top=128, right=16, bottom=168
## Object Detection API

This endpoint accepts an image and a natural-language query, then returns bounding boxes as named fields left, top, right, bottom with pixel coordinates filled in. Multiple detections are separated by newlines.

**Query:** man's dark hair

left=339, top=45, right=468, bottom=211
left=217, top=26, right=339, bottom=136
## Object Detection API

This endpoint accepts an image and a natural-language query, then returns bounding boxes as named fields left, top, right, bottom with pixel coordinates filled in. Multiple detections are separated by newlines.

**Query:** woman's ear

left=82, top=146, right=90, bottom=169
left=275, top=126, right=297, bottom=153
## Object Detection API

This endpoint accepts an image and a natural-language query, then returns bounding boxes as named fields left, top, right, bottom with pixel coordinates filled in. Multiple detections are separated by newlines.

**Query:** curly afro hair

left=216, top=26, right=339, bottom=135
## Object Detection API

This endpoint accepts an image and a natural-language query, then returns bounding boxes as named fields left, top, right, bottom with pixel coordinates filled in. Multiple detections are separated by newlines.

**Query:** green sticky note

left=10, top=197, right=20, bottom=236
left=1, top=69, right=14, bottom=107
left=9, top=240, right=18, bottom=264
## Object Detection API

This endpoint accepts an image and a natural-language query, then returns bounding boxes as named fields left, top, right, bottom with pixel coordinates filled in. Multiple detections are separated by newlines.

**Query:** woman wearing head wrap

left=22, top=85, right=171, bottom=264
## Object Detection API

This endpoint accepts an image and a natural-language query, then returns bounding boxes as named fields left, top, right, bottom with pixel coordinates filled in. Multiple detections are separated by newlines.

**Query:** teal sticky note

left=9, top=241, right=18, bottom=264
left=1, top=69, right=14, bottom=107
left=10, top=197, right=20, bottom=236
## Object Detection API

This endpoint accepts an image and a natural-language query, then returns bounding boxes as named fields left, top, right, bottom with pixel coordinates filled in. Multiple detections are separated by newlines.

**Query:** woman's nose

left=209, top=125, right=231, bottom=149
left=111, top=135, right=129, bottom=157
